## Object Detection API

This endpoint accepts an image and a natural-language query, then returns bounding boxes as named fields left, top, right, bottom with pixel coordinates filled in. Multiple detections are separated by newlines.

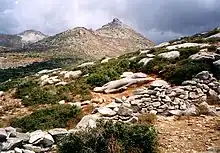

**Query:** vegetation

left=11, top=105, right=81, bottom=132
left=138, top=113, right=157, bottom=125
left=0, top=58, right=78, bottom=83
left=58, top=121, right=158, bottom=153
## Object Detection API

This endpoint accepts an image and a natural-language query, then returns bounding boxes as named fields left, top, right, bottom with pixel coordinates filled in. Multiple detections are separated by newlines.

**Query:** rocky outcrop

left=93, top=72, right=155, bottom=93
left=158, top=51, right=180, bottom=59
left=166, top=43, right=210, bottom=50
left=189, top=52, right=220, bottom=61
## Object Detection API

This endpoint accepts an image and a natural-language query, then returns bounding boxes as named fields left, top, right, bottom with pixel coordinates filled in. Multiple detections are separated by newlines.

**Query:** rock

left=2, top=138, right=23, bottom=151
left=168, top=110, right=183, bottom=116
left=140, top=50, right=150, bottom=55
left=146, top=54, right=155, bottom=58
left=182, top=80, right=197, bottom=86
left=64, top=70, right=82, bottom=79
left=29, top=130, right=44, bottom=144
left=40, top=75, right=49, bottom=81
left=105, top=102, right=120, bottom=109
left=196, top=71, right=210, bottom=80
left=208, top=89, right=219, bottom=103
left=43, top=132, right=54, bottom=147
left=121, top=72, right=134, bottom=78
left=166, top=43, right=210, bottom=50
left=4, top=127, right=16, bottom=133
left=155, top=42, right=170, bottom=48
left=183, top=105, right=199, bottom=116
left=0, top=91, right=4, bottom=97
left=48, top=128, right=68, bottom=137
left=152, top=102, right=161, bottom=107
left=150, top=110, right=158, bottom=115
left=11, top=132, right=29, bottom=142
left=23, top=150, right=35, bottom=153
left=70, top=102, right=81, bottom=108
left=97, top=107, right=117, bottom=117
left=189, top=92, right=200, bottom=99
left=23, top=144, right=41, bottom=153
left=58, top=100, right=66, bottom=105
left=138, top=58, right=153, bottom=66
left=56, top=82, right=68, bottom=86
left=117, top=106, right=133, bottom=116
left=0, top=128, right=7, bottom=142
left=150, top=80, right=169, bottom=88
left=101, top=57, right=111, bottom=63
left=124, top=116, right=138, bottom=123
left=189, top=52, right=220, bottom=61
left=14, top=147, right=22, bottom=153
left=158, top=51, right=180, bottom=59
left=213, top=60, right=220, bottom=69
left=76, top=114, right=99, bottom=130
left=77, top=62, right=94, bottom=68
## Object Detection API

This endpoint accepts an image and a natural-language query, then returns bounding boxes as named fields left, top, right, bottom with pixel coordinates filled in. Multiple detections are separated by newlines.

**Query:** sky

left=0, top=0, right=220, bottom=43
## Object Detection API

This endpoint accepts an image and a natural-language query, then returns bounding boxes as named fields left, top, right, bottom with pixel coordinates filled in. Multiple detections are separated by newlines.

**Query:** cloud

left=0, top=0, right=220, bottom=43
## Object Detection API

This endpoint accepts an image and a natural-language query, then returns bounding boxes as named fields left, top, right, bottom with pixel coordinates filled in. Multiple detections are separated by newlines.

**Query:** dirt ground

left=156, top=116, right=220, bottom=153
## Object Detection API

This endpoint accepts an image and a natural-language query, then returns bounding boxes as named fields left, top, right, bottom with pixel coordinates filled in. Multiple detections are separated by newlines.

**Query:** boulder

left=166, top=43, right=210, bottom=50
left=158, top=51, right=180, bottom=59
left=101, top=58, right=111, bottom=63
left=189, top=52, right=220, bottom=61
left=29, top=130, right=44, bottom=144
left=0, top=128, right=7, bottom=142
left=64, top=70, right=82, bottom=79
left=76, top=114, right=100, bottom=130
left=23, top=144, right=41, bottom=153
left=138, top=58, right=153, bottom=66
left=55, top=82, right=68, bottom=86
left=2, top=138, right=23, bottom=151
left=183, top=105, right=199, bottom=116
left=0, top=91, right=4, bottom=97
left=105, top=102, right=121, bottom=109
left=14, top=147, right=22, bottom=153
left=96, top=107, right=117, bottom=117
left=139, top=50, right=150, bottom=55
left=213, top=60, right=220, bottom=69
left=43, top=132, right=54, bottom=147
left=168, top=110, right=183, bottom=116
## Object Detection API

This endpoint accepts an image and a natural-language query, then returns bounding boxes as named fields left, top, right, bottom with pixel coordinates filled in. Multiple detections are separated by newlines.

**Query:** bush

left=11, top=105, right=81, bottom=132
left=15, top=80, right=60, bottom=106
left=138, top=113, right=157, bottom=125
left=162, top=59, right=212, bottom=84
left=58, top=121, right=158, bottom=153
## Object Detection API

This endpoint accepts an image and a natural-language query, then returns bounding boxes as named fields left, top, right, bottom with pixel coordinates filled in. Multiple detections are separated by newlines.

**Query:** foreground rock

left=158, top=51, right=180, bottom=59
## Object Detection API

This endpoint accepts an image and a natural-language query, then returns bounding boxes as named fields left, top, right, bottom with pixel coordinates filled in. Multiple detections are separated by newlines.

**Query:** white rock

left=138, top=58, right=153, bottom=66
left=0, top=91, right=4, bottom=97
left=150, top=80, right=169, bottom=88
left=158, top=51, right=180, bottom=59
left=168, top=110, right=183, bottom=116
left=56, top=82, right=68, bottom=86
left=105, top=102, right=121, bottom=109
left=97, top=107, right=117, bottom=117
left=140, top=50, right=150, bottom=55
left=40, top=75, right=49, bottom=81
left=0, top=128, right=7, bottom=141
left=29, top=130, right=44, bottom=144
left=189, top=52, right=220, bottom=61
left=14, top=147, right=22, bottom=153
left=43, top=132, right=54, bottom=147
left=58, top=100, right=66, bottom=105
left=64, top=70, right=82, bottom=79
left=77, top=62, right=94, bottom=68
left=166, top=43, right=210, bottom=50
left=155, top=42, right=170, bottom=48
left=150, top=110, right=158, bottom=115
left=48, top=128, right=68, bottom=136
left=101, top=58, right=111, bottom=63
left=76, top=114, right=100, bottom=130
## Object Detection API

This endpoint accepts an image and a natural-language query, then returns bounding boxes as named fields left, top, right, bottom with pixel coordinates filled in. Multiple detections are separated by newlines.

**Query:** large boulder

left=213, top=60, right=220, bottom=69
left=117, top=106, right=133, bottom=116
left=158, top=51, right=180, bottom=59
left=189, top=52, right=220, bottom=61
left=76, top=114, right=100, bottom=130
left=48, top=128, right=68, bottom=137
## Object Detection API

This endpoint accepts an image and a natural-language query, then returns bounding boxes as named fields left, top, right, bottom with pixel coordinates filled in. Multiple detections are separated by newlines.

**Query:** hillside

left=24, top=18, right=154, bottom=59
left=0, top=30, right=47, bottom=49
left=1, top=27, right=220, bottom=153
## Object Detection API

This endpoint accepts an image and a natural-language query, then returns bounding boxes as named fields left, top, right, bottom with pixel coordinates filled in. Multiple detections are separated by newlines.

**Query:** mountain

left=24, top=18, right=154, bottom=59
left=0, top=30, right=47, bottom=49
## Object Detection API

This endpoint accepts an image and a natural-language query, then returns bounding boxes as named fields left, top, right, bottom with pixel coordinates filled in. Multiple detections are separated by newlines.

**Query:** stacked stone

left=92, top=71, right=220, bottom=122
left=0, top=128, right=72, bottom=153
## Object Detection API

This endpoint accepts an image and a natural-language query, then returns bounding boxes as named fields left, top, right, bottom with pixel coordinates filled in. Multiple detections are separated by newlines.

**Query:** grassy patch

left=11, top=105, right=81, bottom=132
left=58, top=120, right=158, bottom=153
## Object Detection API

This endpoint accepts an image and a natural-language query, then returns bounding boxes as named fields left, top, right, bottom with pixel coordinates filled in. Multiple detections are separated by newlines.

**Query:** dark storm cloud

left=0, top=0, right=220, bottom=43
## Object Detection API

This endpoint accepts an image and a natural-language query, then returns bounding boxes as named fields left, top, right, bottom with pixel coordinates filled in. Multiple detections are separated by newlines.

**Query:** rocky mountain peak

left=101, top=18, right=124, bottom=28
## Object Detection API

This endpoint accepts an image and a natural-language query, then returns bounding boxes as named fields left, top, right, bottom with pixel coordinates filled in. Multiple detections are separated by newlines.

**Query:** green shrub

left=178, top=47, right=200, bottom=59
left=58, top=121, right=158, bottom=153
left=11, top=105, right=81, bottom=132
left=15, top=80, right=60, bottom=106
left=162, top=59, right=212, bottom=84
